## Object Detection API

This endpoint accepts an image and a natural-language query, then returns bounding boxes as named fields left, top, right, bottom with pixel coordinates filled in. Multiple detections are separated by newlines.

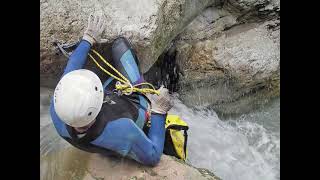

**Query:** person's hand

left=147, top=86, right=173, bottom=114
left=83, top=13, right=106, bottom=46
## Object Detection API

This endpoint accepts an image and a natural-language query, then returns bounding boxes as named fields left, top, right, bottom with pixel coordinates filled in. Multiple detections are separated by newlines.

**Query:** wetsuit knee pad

left=112, top=37, right=144, bottom=84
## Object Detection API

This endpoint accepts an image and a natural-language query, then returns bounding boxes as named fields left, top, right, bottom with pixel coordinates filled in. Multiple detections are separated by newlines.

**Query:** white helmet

left=53, top=69, right=104, bottom=127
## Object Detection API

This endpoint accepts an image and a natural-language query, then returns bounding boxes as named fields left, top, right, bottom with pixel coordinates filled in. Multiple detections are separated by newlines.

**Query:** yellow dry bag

left=164, top=114, right=188, bottom=161
left=144, top=114, right=189, bottom=161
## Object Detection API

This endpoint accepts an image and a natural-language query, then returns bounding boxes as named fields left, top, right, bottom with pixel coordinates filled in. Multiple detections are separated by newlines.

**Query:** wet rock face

left=85, top=153, right=220, bottom=180
left=40, top=0, right=222, bottom=80
left=223, top=0, right=280, bottom=22
left=176, top=6, right=238, bottom=42
left=168, top=2, right=280, bottom=114
left=144, top=47, right=181, bottom=92
left=41, top=147, right=220, bottom=180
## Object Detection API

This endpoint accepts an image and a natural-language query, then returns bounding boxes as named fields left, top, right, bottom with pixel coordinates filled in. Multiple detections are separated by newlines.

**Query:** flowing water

left=169, top=96, right=280, bottom=180
left=40, top=87, right=280, bottom=180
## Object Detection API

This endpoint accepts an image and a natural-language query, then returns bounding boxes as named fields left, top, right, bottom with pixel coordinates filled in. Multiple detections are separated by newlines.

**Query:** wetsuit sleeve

left=133, top=113, right=166, bottom=165
left=91, top=114, right=166, bottom=166
left=49, top=40, right=92, bottom=138
left=62, top=40, right=92, bottom=77
left=49, top=99, right=71, bottom=138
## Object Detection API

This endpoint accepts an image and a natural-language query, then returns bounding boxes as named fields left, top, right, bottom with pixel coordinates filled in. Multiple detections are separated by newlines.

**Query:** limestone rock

left=176, top=6, right=238, bottom=42
left=40, top=0, right=222, bottom=80
left=223, top=0, right=280, bottom=22
left=40, top=147, right=220, bottom=180
left=175, top=20, right=280, bottom=114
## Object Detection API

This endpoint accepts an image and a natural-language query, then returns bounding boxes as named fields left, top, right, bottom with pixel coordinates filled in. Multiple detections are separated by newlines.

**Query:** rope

left=88, top=49, right=160, bottom=95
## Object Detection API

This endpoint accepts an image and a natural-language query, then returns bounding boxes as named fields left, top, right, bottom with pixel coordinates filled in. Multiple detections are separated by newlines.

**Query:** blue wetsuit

left=50, top=39, right=166, bottom=166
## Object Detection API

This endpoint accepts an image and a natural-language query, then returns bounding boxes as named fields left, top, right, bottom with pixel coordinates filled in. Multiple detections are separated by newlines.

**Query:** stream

left=40, top=87, right=280, bottom=180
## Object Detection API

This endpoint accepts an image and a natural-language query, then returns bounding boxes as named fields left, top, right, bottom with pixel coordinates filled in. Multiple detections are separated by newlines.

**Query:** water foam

left=169, top=96, right=280, bottom=180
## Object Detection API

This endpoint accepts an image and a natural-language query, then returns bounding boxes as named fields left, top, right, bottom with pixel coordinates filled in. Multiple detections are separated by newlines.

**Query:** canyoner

left=51, top=13, right=188, bottom=166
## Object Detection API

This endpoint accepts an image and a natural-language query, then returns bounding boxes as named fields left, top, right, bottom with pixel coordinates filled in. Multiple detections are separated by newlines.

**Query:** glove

left=83, top=13, right=106, bottom=46
left=147, top=86, right=173, bottom=114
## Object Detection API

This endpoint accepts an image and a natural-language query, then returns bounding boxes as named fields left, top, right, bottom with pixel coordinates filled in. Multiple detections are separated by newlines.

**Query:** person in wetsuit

left=50, top=13, right=173, bottom=166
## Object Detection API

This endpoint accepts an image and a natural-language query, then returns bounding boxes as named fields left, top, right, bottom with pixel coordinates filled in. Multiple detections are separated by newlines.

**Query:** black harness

left=63, top=93, right=149, bottom=156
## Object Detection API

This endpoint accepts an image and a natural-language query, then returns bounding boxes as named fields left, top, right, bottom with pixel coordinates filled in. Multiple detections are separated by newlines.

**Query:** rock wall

left=151, top=0, right=280, bottom=115
left=40, top=0, right=222, bottom=80
left=175, top=20, right=279, bottom=111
